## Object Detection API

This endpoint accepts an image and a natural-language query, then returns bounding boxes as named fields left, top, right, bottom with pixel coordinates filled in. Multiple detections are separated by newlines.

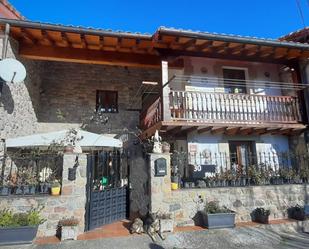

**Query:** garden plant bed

left=201, top=212, right=236, bottom=229
left=0, top=226, right=38, bottom=245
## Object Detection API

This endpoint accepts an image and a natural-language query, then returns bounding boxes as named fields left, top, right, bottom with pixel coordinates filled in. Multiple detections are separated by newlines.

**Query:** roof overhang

left=154, top=27, right=309, bottom=63
left=0, top=18, right=309, bottom=67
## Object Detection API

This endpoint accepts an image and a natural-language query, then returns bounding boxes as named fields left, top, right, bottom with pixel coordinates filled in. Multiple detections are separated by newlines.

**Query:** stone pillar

left=149, top=152, right=171, bottom=214
left=59, top=153, right=87, bottom=234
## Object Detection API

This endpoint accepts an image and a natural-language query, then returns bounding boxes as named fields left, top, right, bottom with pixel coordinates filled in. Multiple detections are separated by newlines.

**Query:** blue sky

left=9, top=0, right=309, bottom=39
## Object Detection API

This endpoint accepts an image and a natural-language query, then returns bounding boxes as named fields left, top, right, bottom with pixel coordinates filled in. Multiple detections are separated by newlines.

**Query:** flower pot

left=51, top=186, right=61, bottom=196
left=61, top=226, right=78, bottom=241
left=200, top=211, right=235, bottom=229
left=0, top=186, right=10, bottom=196
left=23, top=185, right=36, bottom=195
left=171, top=182, right=178, bottom=190
left=254, top=214, right=269, bottom=224
left=15, top=186, right=23, bottom=195
left=39, top=183, right=50, bottom=194
left=0, top=226, right=38, bottom=245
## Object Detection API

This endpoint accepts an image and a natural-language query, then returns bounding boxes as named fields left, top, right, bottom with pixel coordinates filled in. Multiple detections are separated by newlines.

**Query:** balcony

left=140, top=76, right=307, bottom=138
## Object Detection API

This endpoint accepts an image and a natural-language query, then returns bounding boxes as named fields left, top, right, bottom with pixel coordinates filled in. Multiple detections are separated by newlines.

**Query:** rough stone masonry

left=0, top=153, right=87, bottom=237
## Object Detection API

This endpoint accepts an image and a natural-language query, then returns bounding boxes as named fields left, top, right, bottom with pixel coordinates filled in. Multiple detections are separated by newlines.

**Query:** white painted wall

left=169, top=56, right=292, bottom=96
left=183, top=131, right=290, bottom=174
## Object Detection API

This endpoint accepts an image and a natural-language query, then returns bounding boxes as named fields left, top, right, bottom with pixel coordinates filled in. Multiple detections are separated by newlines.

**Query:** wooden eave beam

left=211, top=127, right=227, bottom=135
left=20, top=28, right=37, bottom=44
left=19, top=44, right=161, bottom=68
left=41, top=30, right=55, bottom=46
left=225, top=127, right=240, bottom=135
left=239, top=127, right=253, bottom=135
left=197, top=126, right=213, bottom=134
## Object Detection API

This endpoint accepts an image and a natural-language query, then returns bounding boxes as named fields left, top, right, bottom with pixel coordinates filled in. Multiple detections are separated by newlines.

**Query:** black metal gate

left=85, top=150, right=129, bottom=231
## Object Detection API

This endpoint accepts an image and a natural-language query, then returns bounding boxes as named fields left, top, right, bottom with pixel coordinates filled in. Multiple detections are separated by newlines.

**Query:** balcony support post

left=161, top=60, right=171, bottom=121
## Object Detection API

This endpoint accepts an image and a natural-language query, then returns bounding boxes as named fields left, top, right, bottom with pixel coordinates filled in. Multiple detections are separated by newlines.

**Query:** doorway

left=229, top=141, right=256, bottom=170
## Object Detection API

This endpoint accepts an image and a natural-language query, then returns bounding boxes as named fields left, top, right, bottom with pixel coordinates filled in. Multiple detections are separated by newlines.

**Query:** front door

left=85, top=150, right=129, bottom=231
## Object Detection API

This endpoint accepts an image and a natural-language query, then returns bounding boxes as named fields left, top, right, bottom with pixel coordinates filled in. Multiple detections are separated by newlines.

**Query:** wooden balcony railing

left=169, top=91, right=302, bottom=124
left=140, top=97, right=162, bottom=130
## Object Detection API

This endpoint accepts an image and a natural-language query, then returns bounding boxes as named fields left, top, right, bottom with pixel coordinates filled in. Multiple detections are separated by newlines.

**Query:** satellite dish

left=0, top=58, right=26, bottom=83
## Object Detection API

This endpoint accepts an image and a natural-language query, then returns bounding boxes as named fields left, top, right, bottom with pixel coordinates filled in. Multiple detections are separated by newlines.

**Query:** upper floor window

left=223, top=68, right=247, bottom=94
left=96, top=90, right=118, bottom=113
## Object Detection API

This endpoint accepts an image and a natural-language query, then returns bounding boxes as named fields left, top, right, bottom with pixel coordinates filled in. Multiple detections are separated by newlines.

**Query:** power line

left=296, top=0, right=306, bottom=28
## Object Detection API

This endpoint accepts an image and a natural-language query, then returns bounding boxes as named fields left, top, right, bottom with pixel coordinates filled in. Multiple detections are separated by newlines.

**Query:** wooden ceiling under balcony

left=1, top=19, right=309, bottom=67
left=141, top=121, right=306, bottom=140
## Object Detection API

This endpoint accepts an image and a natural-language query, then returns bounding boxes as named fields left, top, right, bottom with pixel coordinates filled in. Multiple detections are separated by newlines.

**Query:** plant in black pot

left=248, top=165, right=261, bottom=185
left=287, top=205, right=306, bottom=221
left=0, top=177, right=12, bottom=196
left=251, top=207, right=270, bottom=224
left=24, top=175, right=38, bottom=195
left=200, top=201, right=235, bottom=229
left=0, top=207, right=45, bottom=245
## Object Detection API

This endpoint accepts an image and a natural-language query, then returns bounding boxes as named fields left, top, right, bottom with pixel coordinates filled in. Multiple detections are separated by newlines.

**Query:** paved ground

left=1, top=222, right=309, bottom=249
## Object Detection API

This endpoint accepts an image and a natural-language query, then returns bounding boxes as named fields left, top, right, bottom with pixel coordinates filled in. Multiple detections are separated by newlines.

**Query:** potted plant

left=24, top=175, right=37, bottom=195
left=0, top=178, right=12, bottom=196
left=287, top=205, right=306, bottom=221
left=0, top=207, right=45, bottom=245
left=200, top=201, right=235, bottom=229
left=39, top=181, right=51, bottom=194
left=251, top=207, right=270, bottom=224
left=58, top=217, right=79, bottom=241
left=51, top=180, right=61, bottom=196
left=248, top=165, right=262, bottom=185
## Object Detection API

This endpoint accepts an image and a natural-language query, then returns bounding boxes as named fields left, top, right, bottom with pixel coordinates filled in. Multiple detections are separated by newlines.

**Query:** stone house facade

left=0, top=6, right=309, bottom=238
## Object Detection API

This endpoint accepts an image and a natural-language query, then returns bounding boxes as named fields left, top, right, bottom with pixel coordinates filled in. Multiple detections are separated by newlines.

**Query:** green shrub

left=0, top=209, right=16, bottom=227
left=204, top=201, right=231, bottom=214
left=0, top=207, right=45, bottom=227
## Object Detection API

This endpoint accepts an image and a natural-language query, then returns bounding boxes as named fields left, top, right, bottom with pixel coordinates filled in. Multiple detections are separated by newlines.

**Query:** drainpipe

left=299, top=58, right=309, bottom=153
left=0, top=23, right=9, bottom=100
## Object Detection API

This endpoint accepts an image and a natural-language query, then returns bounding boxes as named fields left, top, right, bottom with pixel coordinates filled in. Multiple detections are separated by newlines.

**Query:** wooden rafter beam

left=197, top=126, right=213, bottom=134
left=196, top=40, right=213, bottom=51
left=61, top=32, right=72, bottom=47
left=225, top=127, right=240, bottom=135
left=20, top=28, right=37, bottom=44
left=181, top=39, right=196, bottom=49
left=80, top=34, right=87, bottom=49
left=211, top=127, right=226, bottom=135
left=19, top=44, right=161, bottom=68
left=239, top=127, right=253, bottom=135
left=41, top=30, right=55, bottom=46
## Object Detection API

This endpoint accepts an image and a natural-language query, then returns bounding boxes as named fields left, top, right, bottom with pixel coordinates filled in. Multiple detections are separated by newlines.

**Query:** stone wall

left=0, top=153, right=87, bottom=237
left=37, top=61, right=160, bottom=134
left=0, top=38, right=42, bottom=139
left=166, top=185, right=309, bottom=225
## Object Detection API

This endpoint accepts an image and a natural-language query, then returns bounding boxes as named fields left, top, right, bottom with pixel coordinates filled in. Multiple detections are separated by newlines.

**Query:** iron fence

left=0, top=151, right=63, bottom=196
left=171, top=151, right=309, bottom=188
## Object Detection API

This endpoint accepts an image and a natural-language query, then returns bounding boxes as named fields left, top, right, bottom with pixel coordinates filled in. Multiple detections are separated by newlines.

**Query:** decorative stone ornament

left=152, top=130, right=162, bottom=153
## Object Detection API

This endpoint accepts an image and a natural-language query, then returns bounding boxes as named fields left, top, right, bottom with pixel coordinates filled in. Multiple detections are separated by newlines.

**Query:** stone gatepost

left=56, top=153, right=87, bottom=235
left=148, top=153, right=171, bottom=214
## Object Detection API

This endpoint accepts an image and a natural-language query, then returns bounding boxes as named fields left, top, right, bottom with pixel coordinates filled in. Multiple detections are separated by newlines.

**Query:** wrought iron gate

left=85, top=150, right=129, bottom=231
